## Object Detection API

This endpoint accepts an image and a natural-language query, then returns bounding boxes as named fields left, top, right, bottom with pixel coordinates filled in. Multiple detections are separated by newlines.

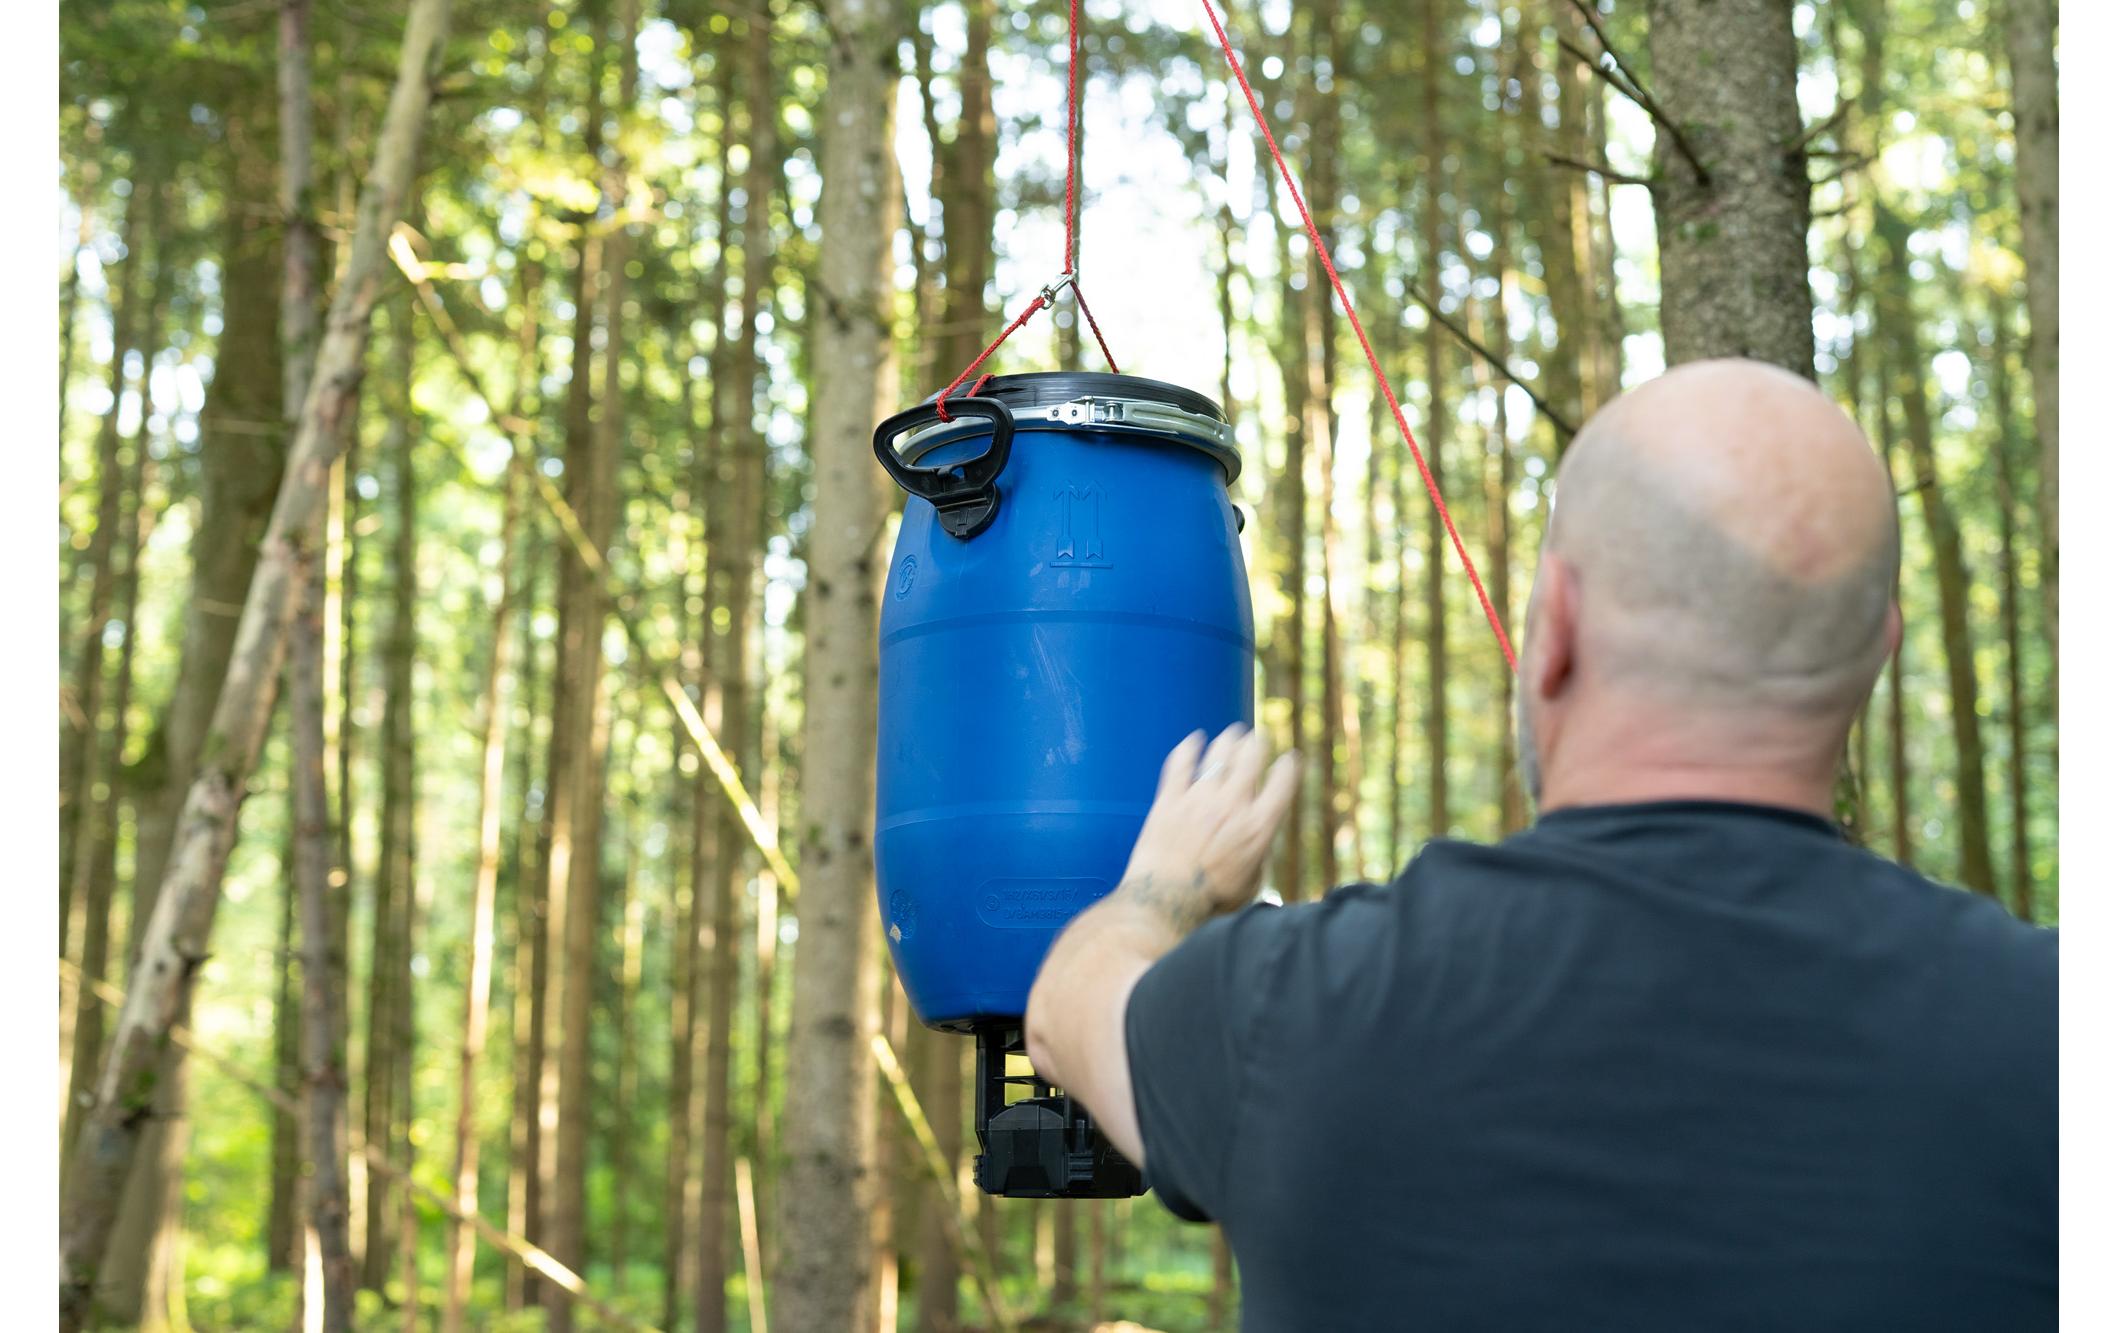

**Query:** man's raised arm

left=1024, top=725, right=1300, bottom=1168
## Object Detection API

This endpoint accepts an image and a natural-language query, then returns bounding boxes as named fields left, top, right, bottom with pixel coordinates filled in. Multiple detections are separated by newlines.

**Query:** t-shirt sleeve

left=1122, top=901, right=1292, bottom=1223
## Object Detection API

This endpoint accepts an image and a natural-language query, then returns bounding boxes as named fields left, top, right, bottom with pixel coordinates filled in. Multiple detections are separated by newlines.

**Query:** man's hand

left=1023, top=724, right=1300, bottom=1168
left=1116, top=724, right=1303, bottom=932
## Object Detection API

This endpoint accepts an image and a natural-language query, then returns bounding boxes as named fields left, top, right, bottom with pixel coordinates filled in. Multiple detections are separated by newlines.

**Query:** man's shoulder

left=1827, top=841, right=2057, bottom=968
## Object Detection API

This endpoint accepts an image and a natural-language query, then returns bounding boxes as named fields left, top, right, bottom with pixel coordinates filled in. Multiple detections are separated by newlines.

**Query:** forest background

left=51, top=0, right=2063, bottom=1329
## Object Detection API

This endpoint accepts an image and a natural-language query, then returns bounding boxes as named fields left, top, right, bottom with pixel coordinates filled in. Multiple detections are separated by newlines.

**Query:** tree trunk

left=104, top=111, right=287, bottom=1332
left=61, top=171, right=154, bottom=960
left=610, top=786, right=646, bottom=1289
left=2003, top=0, right=2058, bottom=644
left=292, top=482, right=353, bottom=1333
left=272, top=0, right=324, bottom=1274
left=540, top=16, right=616, bottom=1317
left=1387, top=306, right=1410, bottom=869
left=58, top=174, right=96, bottom=456
left=1990, top=315, right=2035, bottom=920
left=1208, top=1229, right=1234, bottom=1330
left=701, top=11, right=772, bottom=1329
left=1421, top=0, right=1450, bottom=841
left=269, top=862, right=303, bottom=1272
left=506, top=538, right=550, bottom=1316
left=1583, top=70, right=1626, bottom=410
left=1875, top=208, right=1997, bottom=897
left=1534, top=13, right=1591, bottom=434
left=361, top=305, right=420, bottom=1293
left=664, top=498, right=702, bottom=1333
left=1269, top=255, right=1308, bottom=899
left=1306, top=1, right=1349, bottom=889
left=780, top=0, right=899, bottom=1324
left=1473, top=281, right=1524, bottom=837
left=1646, top=0, right=1814, bottom=376
left=62, top=181, right=171, bottom=1163
left=57, top=4, right=453, bottom=1323
left=63, top=362, right=155, bottom=1171
left=912, top=1, right=992, bottom=1318
left=442, top=461, right=524, bottom=1333
left=1876, top=400, right=1913, bottom=868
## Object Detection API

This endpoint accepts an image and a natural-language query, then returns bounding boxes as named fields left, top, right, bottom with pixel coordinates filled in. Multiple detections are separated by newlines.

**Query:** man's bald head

left=1518, top=359, right=1900, bottom=809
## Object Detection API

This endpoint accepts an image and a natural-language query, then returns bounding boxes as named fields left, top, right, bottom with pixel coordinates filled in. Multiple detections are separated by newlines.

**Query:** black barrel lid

left=922, top=370, right=1226, bottom=424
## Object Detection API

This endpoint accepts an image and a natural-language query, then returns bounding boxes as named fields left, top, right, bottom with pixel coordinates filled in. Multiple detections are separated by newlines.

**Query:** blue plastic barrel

left=873, top=372, right=1255, bottom=1032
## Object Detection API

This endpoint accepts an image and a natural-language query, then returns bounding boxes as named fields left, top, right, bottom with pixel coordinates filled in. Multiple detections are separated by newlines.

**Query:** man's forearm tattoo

left=1110, top=870, right=1217, bottom=937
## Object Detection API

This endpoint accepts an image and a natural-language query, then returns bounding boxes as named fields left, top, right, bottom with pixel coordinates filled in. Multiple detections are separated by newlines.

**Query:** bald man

left=1025, top=360, right=2057, bottom=1331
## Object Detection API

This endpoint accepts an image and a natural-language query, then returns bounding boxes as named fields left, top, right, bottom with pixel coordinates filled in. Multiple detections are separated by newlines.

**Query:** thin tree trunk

left=1421, top=0, right=1450, bottom=841
left=362, top=305, right=420, bottom=1294
left=506, top=538, right=550, bottom=1316
left=1307, top=0, right=1348, bottom=889
left=269, top=863, right=303, bottom=1271
left=57, top=5, right=453, bottom=1323
left=1088, top=1201, right=1106, bottom=1323
left=679, top=32, right=739, bottom=1323
left=1534, top=12, right=1590, bottom=434
left=552, top=9, right=637, bottom=1318
left=61, top=169, right=154, bottom=959
left=1877, top=399, right=1913, bottom=868
left=1875, top=208, right=1996, bottom=897
left=1990, top=316, right=2035, bottom=921
left=610, top=778, right=645, bottom=1290
left=62, top=181, right=171, bottom=1163
left=62, top=347, right=157, bottom=1172
left=663, top=448, right=701, bottom=1333
left=1471, top=289, right=1524, bottom=836
left=1270, top=234, right=1309, bottom=900
left=1581, top=64, right=1626, bottom=411
left=292, top=486, right=353, bottom=1333
left=913, top=0, right=992, bottom=1317
left=2003, top=0, right=2058, bottom=645
left=271, top=0, right=325, bottom=1288
left=1645, top=0, right=1814, bottom=376
left=442, top=462, right=525, bottom=1333
left=781, top=0, right=899, bottom=1324
left=540, top=13, right=614, bottom=1315
left=58, top=174, right=96, bottom=454
left=1387, top=290, right=1410, bottom=869
left=702, top=8, right=771, bottom=1327
left=1208, top=1230, right=1234, bottom=1331
left=294, top=523, right=356, bottom=1333
left=1052, top=1195, right=1078, bottom=1317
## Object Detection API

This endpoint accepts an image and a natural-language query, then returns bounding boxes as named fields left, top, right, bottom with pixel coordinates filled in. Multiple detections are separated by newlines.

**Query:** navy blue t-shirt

left=1124, top=802, right=2058, bottom=1331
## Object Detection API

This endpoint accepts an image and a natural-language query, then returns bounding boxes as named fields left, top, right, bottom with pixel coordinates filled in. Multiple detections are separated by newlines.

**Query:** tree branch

left=1795, top=96, right=1856, bottom=152
left=1542, top=149, right=1654, bottom=188
left=1559, top=2, right=1712, bottom=186
left=1403, top=282, right=1580, bottom=443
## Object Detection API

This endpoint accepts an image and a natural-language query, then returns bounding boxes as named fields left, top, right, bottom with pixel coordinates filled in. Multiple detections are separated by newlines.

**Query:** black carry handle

left=873, top=396, right=1016, bottom=539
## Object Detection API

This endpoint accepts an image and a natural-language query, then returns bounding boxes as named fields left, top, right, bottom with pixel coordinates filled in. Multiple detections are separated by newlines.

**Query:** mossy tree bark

left=1645, top=0, right=1815, bottom=377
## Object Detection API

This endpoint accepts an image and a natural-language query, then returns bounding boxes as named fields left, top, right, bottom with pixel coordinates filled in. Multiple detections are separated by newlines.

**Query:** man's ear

left=1533, top=554, right=1578, bottom=702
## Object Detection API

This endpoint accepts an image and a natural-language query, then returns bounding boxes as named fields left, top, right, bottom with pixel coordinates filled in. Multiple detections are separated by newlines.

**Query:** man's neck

left=1533, top=706, right=1841, bottom=821
left=1535, top=765, right=1835, bottom=820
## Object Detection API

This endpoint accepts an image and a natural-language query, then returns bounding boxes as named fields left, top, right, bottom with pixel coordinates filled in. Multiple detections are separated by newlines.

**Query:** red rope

left=1196, top=0, right=1517, bottom=670
left=1062, top=0, right=1083, bottom=273
left=937, top=0, right=1118, bottom=422
left=1073, top=281, right=1119, bottom=376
